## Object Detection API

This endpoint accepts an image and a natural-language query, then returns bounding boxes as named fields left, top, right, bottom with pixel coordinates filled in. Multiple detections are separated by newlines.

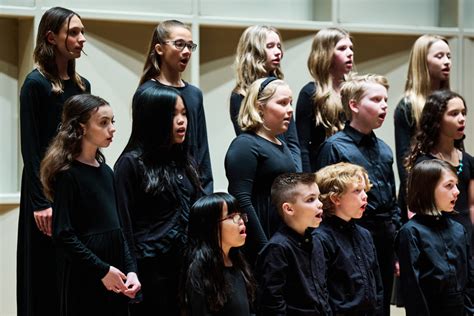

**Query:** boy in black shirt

left=314, top=162, right=383, bottom=315
left=256, top=173, right=331, bottom=315
left=315, top=74, right=400, bottom=315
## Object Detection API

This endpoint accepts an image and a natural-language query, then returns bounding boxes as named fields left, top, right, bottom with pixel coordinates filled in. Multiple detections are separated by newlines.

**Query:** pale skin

left=77, top=105, right=141, bottom=298
left=35, top=15, right=87, bottom=236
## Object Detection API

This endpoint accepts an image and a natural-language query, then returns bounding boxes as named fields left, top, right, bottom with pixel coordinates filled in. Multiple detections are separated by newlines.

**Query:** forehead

left=168, top=26, right=192, bottom=40
left=90, top=104, right=113, bottom=119
left=174, top=96, right=185, bottom=109
left=335, top=37, right=352, bottom=47
left=438, top=169, right=457, bottom=183
left=428, top=40, right=450, bottom=54
left=64, top=15, right=83, bottom=29
left=270, top=84, right=292, bottom=99
left=362, top=82, right=387, bottom=98
left=295, top=182, right=319, bottom=196
left=265, top=30, right=281, bottom=43
left=445, top=97, right=465, bottom=111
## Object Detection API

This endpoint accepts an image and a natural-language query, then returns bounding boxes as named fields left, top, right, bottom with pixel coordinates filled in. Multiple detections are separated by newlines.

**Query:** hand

left=407, top=209, right=415, bottom=220
left=123, top=272, right=141, bottom=299
left=101, top=266, right=128, bottom=294
left=394, top=261, right=400, bottom=277
left=34, top=207, right=52, bottom=236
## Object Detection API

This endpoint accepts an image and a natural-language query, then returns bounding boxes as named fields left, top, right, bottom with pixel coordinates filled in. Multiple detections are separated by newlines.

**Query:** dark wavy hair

left=180, top=193, right=255, bottom=313
left=120, top=85, right=200, bottom=197
left=406, top=90, right=466, bottom=170
left=34, top=6, right=87, bottom=93
left=40, top=94, right=108, bottom=200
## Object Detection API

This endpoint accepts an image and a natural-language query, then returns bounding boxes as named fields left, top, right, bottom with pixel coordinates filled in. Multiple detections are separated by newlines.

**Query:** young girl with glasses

left=295, top=27, right=354, bottom=172
left=230, top=25, right=302, bottom=171
left=181, top=193, right=255, bottom=315
left=115, top=85, right=202, bottom=315
left=396, top=159, right=474, bottom=316
left=17, top=7, right=90, bottom=315
left=40, top=94, right=141, bottom=316
left=134, top=19, right=213, bottom=194
left=225, top=77, right=297, bottom=265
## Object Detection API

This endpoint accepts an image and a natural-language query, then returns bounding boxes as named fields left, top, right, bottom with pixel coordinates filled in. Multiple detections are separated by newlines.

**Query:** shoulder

left=262, top=232, right=291, bottom=254
left=229, top=133, right=260, bottom=148
left=299, top=82, right=316, bottom=95
left=21, top=69, right=50, bottom=90
left=79, top=75, right=91, bottom=91
left=182, top=82, right=203, bottom=100
left=134, top=80, right=155, bottom=98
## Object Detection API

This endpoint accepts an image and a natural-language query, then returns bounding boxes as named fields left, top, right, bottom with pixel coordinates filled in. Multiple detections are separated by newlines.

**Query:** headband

left=258, top=77, right=278, bottom=96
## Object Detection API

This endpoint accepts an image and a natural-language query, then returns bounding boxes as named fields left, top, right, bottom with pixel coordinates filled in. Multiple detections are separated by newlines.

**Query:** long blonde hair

left=34, top=7, right=87, bottom=94
left=307, top=27, right=351, bottom=137
left=139, top=20, right=191, bottom=86
left=404, top=34, right=450, bottom=128
left=233, top=25, right=284, bottom=96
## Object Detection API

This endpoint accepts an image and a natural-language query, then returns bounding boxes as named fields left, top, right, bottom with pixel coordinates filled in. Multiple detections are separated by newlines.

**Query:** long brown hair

left=40, top=94, right=108, bottom=200
left=34, top=6, right=87, bottom=93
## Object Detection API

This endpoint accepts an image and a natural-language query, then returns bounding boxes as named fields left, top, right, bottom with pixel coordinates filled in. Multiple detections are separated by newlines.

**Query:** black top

left=415, top=152, right=474, bottom=238
left=229, top=92, right=302, bottom=172
left=314, top=216, right=383, bottom=315
left=53, top=161, right=135, bottom=315
left=187, top=266, right=251, bottom=316
left=256, top=225, right=331, bottom=316
left=393, top=98, right=416, bottom=223
left=134, top=79, right=213, bottom=194
left=395, top=214, right=474, bottom=316
left=296, top=82, right=328, bottom=172
left=225, top=132, right=297, bottom=263
left=114, top=152, right=198, bottom=259
left=315, top=124, right=401, bottom=229
left=20, top=69, right=91, bottom=212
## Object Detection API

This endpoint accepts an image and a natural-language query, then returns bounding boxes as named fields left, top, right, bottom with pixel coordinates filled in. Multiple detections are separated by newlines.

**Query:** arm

left=388, top=165, right=402, bottom=230
left=195, top=92, right=214, bottom=195
left=280, top=118, right=302, bottom=172
left=256, top=243, right=288, bottom=316
left=313, top=141, right=340, bottom=171
left=225, top=136, right=268, bottom=261
left=371, top=240, right=384, bottom=316
left=186, top=287, right=213, bottom=316
left=229, top=92, right=244, bottom=136
left=393, top=99, right=412, bottom=190
left=295, top=84, right=315, bottom=172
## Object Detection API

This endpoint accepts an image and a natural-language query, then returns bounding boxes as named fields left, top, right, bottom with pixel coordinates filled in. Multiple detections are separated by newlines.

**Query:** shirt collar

left=343, top=123, right=377, bottom=146
left=326, top=215, right=356, bottom=231
left=281, top=225, right=314, bottom=251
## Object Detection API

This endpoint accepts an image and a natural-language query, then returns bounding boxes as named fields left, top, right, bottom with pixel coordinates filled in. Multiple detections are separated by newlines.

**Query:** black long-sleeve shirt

left=396, top=214, right=474, bottom=316
left=314, top=216, right=383, bottom=315
left=134, top=79, right=213, bottom=194
left=229, top=92, right=302, bottom=172
left=256, top=225, right=332, bottom=316
left=315, top=124, right=401, bottom=229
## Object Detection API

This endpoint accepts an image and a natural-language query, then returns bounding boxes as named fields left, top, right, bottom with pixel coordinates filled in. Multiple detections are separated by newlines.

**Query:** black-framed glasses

left=164, top=39, right=197, bottom=52
left=219, top=212, right=248, bottom=224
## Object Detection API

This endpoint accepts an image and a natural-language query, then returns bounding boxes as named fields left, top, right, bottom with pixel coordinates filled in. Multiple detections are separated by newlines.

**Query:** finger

left=45, top=216, right=53, bottom=236
left=34, top=214, right=43, bottom=232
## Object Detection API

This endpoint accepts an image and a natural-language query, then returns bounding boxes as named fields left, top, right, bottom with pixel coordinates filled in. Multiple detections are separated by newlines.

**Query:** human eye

left=174, top=40, right=185, bottom=49
left=306, top=197, right=315, bottom=203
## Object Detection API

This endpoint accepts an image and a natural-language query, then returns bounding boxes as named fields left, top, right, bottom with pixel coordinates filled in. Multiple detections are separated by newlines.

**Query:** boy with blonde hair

left=315, top=74, right=400, bottom=315
left=315, top=162, right=383, bottom=315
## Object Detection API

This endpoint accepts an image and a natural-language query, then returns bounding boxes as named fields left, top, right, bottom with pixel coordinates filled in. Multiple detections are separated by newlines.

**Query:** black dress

left=186, top=266, right=251, bottom=316
left=396, top=214, right=474, bottom=316
left=53, top=161, right=136, bottom=316
left=133, top=79, right=213, bottom=194
left=17, top=69, right=90, bottom=316
left=295, top=82, right=345, bottom=172
left=114, top=152, right=198, bottom=316
left=229, top=92, right=302, bottom=172
left=225, top=132, right=296, bottom=264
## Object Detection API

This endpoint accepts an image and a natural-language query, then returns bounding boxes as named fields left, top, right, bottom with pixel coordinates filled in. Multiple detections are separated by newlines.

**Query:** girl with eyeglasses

left=225, top=77, right=297, bottom=265
left=230, top=25, right=302, bottom=172
left=115, top=85, right=202, bottom=315
left=17, top=7, right=90, bottom=316
left=134, top=19, right=213, bottom=194
left=181, top=193, right=255, bottom=315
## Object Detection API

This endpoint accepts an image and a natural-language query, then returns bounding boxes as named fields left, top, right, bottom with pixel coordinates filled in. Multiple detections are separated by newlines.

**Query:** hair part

left=40, top=94, right=108, bottom=200
left=307, top=27, right=352, bottom=137
left=340, top=73, right=389, bottom=121
left=233, top=25, right=284, bottom=95
left=238, top=78, right=288, bottom=131
left=407, top=159, right=456, bottom=215
left=181, top=193, right=255, bottom=313
left=315, top=162, right=371, bottom=216
left=34, top=6, right=87, bottom=94
left=139, top=20, right=191, bottom=86
left=405, top=34, right=450, bottom=128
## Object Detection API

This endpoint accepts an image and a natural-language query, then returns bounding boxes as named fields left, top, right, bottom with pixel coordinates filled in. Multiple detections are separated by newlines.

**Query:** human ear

left=329, top=194, right=340, bottom=206
left=348, top=99, right=359, bottom=114
left=155, top=43, right=164, bottom=55
left=282, top=202, right=293, bottom=216
left=46, top=31, right=56, bottom=45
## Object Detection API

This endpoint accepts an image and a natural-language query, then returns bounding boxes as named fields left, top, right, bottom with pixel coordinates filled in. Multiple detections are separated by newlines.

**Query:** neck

left=430, top=78, right=441, bottom=91
left=432, top=138, right=458, bottom=163
left=55, top=55, right=70, bottom=80
left=76, top=142, right=99, bottom=166
left=332, top=75, right=344, bottom=92
left=256, top=126, right=280, bottom=144
left=349, top=120, right=372, bottom=135
left=156, top=66, right=183, bottom=87
left=222, top=249, right=233, bottom=267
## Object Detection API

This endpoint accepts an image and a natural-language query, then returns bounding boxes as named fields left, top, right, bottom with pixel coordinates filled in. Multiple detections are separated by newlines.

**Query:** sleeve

left=20, top=78, right=51, bottom=211
left=186, top=287, right=213, bottom=316
left=314, top=141, right=340, bottom=171
left=295, top=85, right=316, bottom=172
left=256, top=243, right=288, bottom=316
left=463, top=223, right=474, bottom=313
left=114, top=155, right=138, bottom=259
left=388, top=165, right=402, bottom=230
left=229, top=92, right=244, bottom=136
left=396, top=228, right=430, bottom=316
left=370, top=238, right=384, bottom=316
left=393, top=99, right=412, bottom=190
left=225, top=137, right=268, bottom=261
left=52, top=172, right=110, bottom=280
left=280, top=118, right=302, bottom=172
left=195, top=92, right=214, bottom=195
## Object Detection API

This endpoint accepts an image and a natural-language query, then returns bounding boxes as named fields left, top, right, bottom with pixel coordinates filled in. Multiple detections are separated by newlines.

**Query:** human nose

left=78, top=32, right=86, bottom=43
left=361, top=190, right=367, bottom=201
left=110, top=124, right=116, bottom=134
left=454, top=185, right=460, bottom=197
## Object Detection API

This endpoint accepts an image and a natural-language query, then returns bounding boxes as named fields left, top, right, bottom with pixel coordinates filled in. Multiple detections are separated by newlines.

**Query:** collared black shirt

left=395, top=214, right=474, bottom=316
left=256, top=225, right=332, bottom=316
left=314, top=216, right=383, bottom=315
left=315, top=124, right=401, bottom=229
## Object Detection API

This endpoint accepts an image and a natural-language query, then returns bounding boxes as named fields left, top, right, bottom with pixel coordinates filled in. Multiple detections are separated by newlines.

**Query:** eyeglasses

left=164, top=39, right=197, bottom=52
left=219, top=212, right=248, bottom=224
